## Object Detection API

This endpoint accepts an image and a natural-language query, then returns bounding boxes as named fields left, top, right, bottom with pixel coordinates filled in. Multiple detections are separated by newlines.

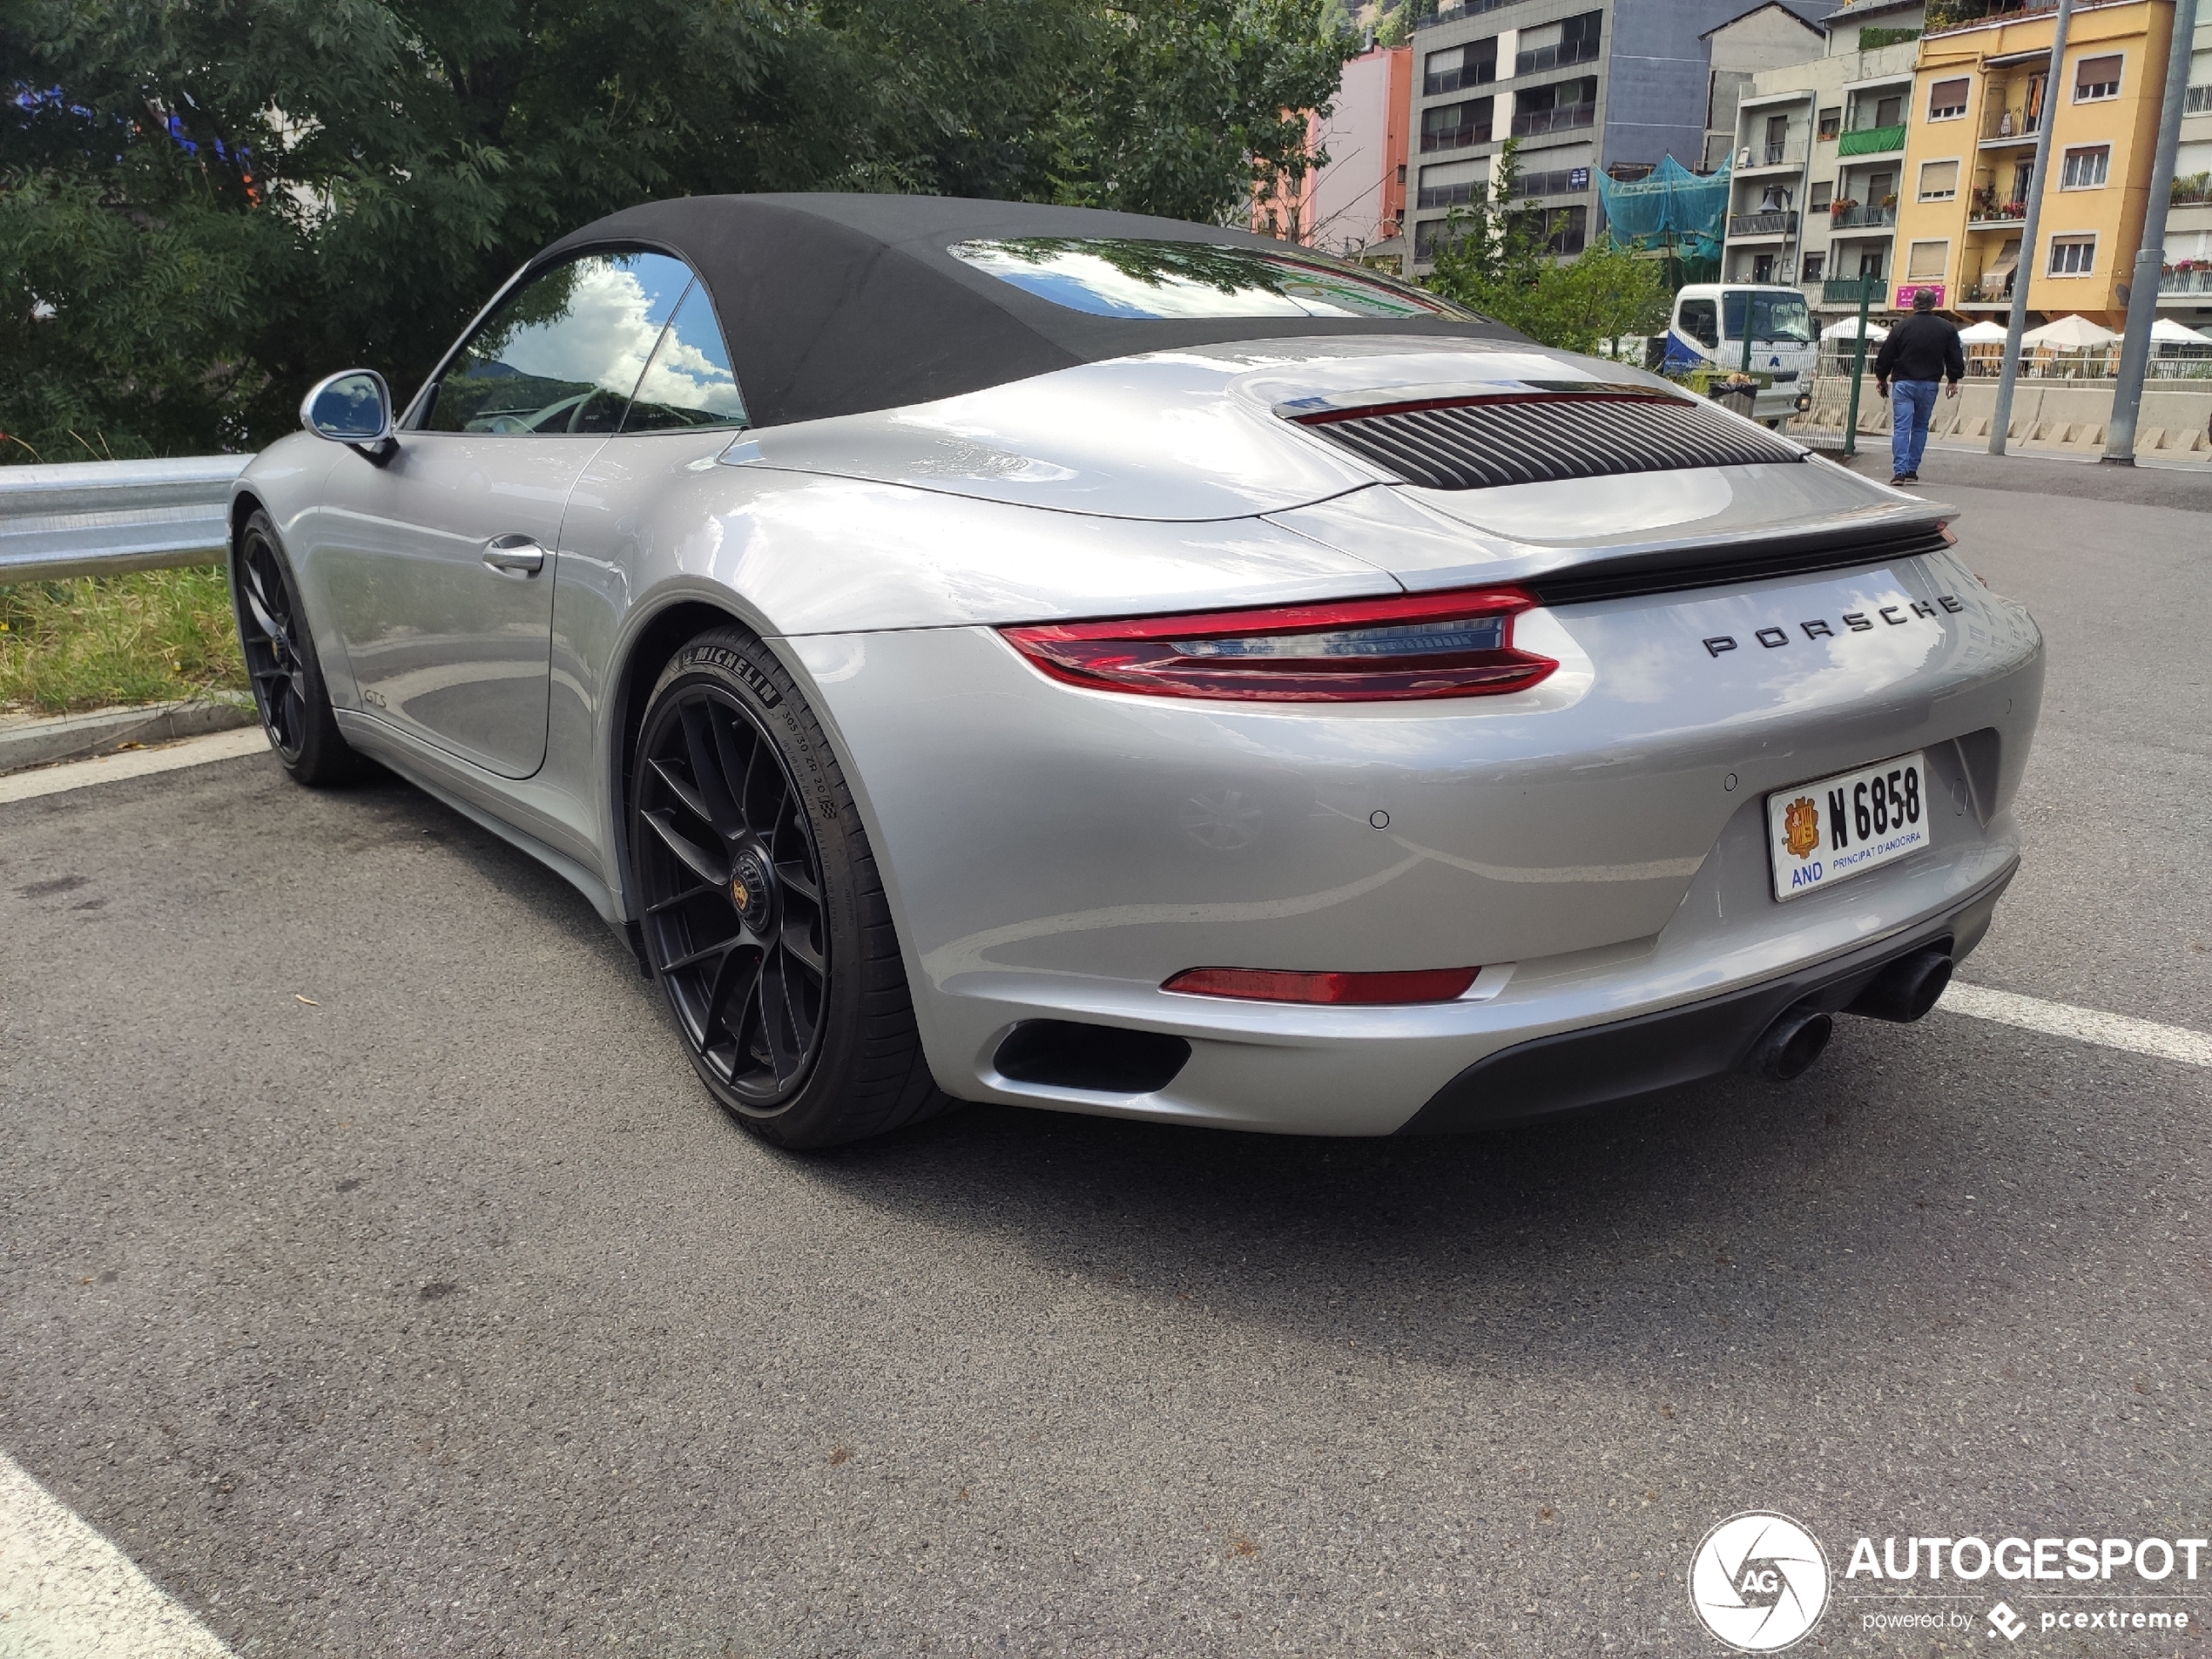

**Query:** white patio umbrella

left=2147, top=317, right=2211, bottom=344
left=1956, top=320, right=2010, bottom=342
left=1822, top=316, right=1888, bottom=341
left=2020, top=314, right=2118, bottom=348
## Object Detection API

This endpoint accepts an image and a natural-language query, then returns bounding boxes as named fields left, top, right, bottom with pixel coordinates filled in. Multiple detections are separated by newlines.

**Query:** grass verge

left=0, top=565, right=247, bottom=717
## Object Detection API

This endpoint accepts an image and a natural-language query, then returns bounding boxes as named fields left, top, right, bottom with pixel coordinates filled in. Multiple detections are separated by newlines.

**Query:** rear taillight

left=999, top=589, right=1556, bottom=702
left=1163, top=966, right=1480, bottom=1005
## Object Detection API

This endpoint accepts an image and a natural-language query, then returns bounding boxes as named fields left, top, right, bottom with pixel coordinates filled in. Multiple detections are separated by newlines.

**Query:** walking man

left=1873, top=288, right=1963, bottom=485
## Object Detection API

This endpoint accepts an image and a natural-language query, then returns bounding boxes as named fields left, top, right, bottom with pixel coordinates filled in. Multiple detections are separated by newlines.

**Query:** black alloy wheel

left=630, top=627, right=948, bottom=1148
left=238, top=529, right=311, bottom=759
left=232, top=509, right=364, bottom=785
left=635, top=682, right=831, bottom=1109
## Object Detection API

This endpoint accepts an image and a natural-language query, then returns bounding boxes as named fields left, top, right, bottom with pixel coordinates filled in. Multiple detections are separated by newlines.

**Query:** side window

left=622, top=283, right=750, bottom=433
left=1679, top=298, right=1718, bottom=349
left=421, top=251, right=694, bottom=435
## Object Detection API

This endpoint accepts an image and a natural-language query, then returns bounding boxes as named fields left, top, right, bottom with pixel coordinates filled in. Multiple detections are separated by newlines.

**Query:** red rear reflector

left=1162, top=966, right=1480, bottom=1005
left=1000, top=588, right=1556, bottom=703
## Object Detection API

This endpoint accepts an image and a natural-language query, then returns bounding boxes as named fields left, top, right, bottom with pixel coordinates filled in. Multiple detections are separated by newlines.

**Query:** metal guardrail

left=0, top=455, right=248, bottom=583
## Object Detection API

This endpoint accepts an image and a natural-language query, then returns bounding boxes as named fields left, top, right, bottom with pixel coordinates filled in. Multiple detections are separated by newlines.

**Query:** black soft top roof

left=536, top=193, right=1522, bottom=429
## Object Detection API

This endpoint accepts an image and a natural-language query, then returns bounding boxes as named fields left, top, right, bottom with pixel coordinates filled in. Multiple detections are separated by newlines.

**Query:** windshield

left=1721, top=291, right=1814, bottom=345
left=948, top=237, right=1479, bottom=321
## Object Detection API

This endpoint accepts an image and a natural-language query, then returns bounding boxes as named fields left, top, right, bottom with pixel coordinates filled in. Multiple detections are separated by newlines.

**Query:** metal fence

left=0, top=455, right=248, bottom=584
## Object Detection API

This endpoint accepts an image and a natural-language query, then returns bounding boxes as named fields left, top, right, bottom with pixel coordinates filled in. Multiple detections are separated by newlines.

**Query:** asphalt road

left=3, top=458, right=2208, bottom=1657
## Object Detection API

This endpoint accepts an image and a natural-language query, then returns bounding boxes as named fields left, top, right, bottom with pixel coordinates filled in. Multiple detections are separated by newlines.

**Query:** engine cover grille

left=1291, top=391, right=1806, bottom=490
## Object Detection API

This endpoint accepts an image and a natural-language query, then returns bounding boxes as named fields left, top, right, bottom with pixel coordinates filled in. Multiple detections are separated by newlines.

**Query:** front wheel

left=233, top=509, right=368, bottom=786
left=630, top=626, right=948, bottom=1149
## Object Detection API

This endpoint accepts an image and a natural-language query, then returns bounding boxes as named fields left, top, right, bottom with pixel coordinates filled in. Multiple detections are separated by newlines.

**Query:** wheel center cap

left=729, top=850, right=772, bottom=927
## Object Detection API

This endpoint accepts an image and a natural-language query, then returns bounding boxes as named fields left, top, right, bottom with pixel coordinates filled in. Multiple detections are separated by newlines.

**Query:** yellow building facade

left=1891, top=0, right=2176, bottom=327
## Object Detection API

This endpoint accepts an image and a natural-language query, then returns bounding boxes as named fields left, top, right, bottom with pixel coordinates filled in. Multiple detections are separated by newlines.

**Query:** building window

left=1424, top=40, right=1496, bottom=98
left=2060, top=145, right=2110, bottom=188
left=1417, top=158, right=1484, bottom=211
left=1918, top=159, right=1959, bottom=201
left=1905, top=239, right=1948, bottom=280
left=1512, top=77, right=1597, bottom=138
left=2047, top=234, right=2095, bottom=275
left=1803, top=251, right=1826, bottom=281
left=1858, top=247, right=1886, bottom=280
left=1537, top=204, right=1588, bottom=256
left=1607, top=161, right=1656, bottom=183
left=1752, top=253, right=1776, bottom=284
left=1875, top=93, right=1904, bottom=127
left=2074, top=55, right=2121, bottom=101
left=1420, top=98, right=1494, bottom=152
left=1514, top=11, right=1602, bottom=78
left=1927, top=78, right=1970, bottom=121
left=1817, top=106, right=1842, bottom=140
left=1519, top=163, right=1595, bottom=199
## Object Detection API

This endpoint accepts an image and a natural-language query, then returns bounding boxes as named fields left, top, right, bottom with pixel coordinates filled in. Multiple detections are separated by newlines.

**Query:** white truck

left=1654, top=283, right=1819, bottom=428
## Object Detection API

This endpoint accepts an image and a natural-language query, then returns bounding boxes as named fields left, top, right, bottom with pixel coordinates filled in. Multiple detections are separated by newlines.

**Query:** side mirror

left=301, top=369, right=395, bottom=448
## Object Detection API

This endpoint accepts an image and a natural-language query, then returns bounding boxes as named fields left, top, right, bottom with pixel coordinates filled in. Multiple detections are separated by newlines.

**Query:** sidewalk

left=1823, top=442, right=2212, bottom=513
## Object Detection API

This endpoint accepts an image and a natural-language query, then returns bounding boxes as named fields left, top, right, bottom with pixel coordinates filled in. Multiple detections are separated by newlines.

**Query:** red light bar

left=1000, top=588, right=1556, bottom=703
left=1163, top=966, right=1481, bottom=1005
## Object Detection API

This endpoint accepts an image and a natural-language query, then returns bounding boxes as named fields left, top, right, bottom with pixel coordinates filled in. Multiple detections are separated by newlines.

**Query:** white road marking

left=1940, top=981, right=2212, bottom=1069
left=0, top=726, right=268, bottom=806
left=0, top=1450, right=235, bottom=1656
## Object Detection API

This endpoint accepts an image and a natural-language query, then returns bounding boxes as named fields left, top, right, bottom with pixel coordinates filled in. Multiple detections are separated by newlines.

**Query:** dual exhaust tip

left=1747, top=946, right=1953, bottom=1082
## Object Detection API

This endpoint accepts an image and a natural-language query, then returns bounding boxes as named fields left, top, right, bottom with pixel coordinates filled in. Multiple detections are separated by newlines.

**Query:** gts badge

left=1703, top=594, right=1966, bottom=658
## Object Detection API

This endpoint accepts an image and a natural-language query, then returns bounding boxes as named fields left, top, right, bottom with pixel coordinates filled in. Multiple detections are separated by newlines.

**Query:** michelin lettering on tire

left=1689, top=1512, right=1830, bottom=1652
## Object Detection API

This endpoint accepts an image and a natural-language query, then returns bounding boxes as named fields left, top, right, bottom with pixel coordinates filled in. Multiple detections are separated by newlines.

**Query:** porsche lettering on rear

left=1701, top=593, right=1969, bottom=658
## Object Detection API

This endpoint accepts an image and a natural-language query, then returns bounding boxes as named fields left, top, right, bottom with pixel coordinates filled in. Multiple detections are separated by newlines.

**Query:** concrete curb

left=0, top=695, right=257, bottom=775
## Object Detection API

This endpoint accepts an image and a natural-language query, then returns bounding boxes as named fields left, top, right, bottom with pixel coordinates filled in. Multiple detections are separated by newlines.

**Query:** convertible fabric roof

left=536, top=194, right=1522, bottom=429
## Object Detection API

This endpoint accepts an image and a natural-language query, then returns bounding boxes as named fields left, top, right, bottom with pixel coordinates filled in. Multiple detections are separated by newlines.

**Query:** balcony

left=1822, top=276, right=1885, bottom=304
left=1514, top=38, right=1601, bottom=77
left=1925, top=0, right=2059, bottom=39
left=1420, top=123, right=1492, bottom=153
left=1979, top=109, right=2041, bottom=145
left=1737, top=141, right=1809, bottom=172
left=1968, top=206, right=2027, bottom=227
left=2175, top=173, right=2211, bottom=206
left=2188, top=84, right=2212, bottom=115
left=2161, top=265, right=2212, bottom=296
left=1414, top=0, right=1513, bottom=27
left=1729, top=211, right=1799, bottom=237
left=1828, top=203, right=1898, bottom=230
left=1424, top=65, right=1494, bottom=96
left=1511, top=103, right=1595, bottom=138
left=1838, top=123, right=1906, bottom=157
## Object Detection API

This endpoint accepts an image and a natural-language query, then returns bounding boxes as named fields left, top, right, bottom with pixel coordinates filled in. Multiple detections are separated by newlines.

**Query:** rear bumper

left=1397, top=858, right=2013, bottom=1134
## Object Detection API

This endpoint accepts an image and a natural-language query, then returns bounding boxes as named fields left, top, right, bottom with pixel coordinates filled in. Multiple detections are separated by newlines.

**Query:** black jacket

left=1875, top=314, right=1966, bottom=384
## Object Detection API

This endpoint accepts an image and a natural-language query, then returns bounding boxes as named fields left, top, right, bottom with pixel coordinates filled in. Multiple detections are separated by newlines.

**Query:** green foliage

left=0, top=565, right=245, bottom=712
left=1420, top=143, right=1669, bottom=355
left=1857, top=25, right=1921, bottom=51
left=1, top=0, right=1353, bottom=462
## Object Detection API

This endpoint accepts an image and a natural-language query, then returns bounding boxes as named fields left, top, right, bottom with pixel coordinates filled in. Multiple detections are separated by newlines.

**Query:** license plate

left=1765, top=752, right=1932, bottom=901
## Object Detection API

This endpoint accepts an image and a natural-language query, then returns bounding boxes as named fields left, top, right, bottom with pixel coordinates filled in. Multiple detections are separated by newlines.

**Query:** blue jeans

left=1891, top=379, right=1940, bottom=475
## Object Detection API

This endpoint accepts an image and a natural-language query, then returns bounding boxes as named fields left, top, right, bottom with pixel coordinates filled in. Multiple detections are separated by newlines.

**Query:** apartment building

left=1405, top=0, right=1837, bottom=273
left=1889, top=0, right=2178, bottom=327
left=1256, top=41, right=1413, bottom=258
left=1717, top=0, right=1925, bottom=306
left=2157, top=7, right=2210, bottom=324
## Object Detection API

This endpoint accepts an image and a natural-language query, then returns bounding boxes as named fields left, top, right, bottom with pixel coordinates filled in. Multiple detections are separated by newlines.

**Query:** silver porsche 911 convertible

left=234, top=193, right=2042, bottom=1148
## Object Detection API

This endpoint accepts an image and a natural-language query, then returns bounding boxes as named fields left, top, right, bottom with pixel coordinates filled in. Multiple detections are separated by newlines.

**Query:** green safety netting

left=1598, top=156, right=1731, bottom=257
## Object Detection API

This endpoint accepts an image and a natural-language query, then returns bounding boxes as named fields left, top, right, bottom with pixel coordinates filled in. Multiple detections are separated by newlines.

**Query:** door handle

left=481, top=536, right=547, bottom=577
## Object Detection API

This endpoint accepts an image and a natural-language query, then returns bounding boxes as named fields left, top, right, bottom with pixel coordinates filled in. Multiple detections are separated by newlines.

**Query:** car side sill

left=334, top=711, right=623, bottom=927
left=1396, top=859, right=2017, bottom=1135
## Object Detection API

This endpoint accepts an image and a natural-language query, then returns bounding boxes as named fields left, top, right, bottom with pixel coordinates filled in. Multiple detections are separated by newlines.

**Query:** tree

left=0, top=0, right=1353, bottom=462
left=1422, top=141, right=1668, bottom=355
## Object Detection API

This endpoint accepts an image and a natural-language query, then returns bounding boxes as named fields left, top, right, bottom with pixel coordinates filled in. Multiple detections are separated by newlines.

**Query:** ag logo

left=1689, top=1512, right=1830, bottom=1651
